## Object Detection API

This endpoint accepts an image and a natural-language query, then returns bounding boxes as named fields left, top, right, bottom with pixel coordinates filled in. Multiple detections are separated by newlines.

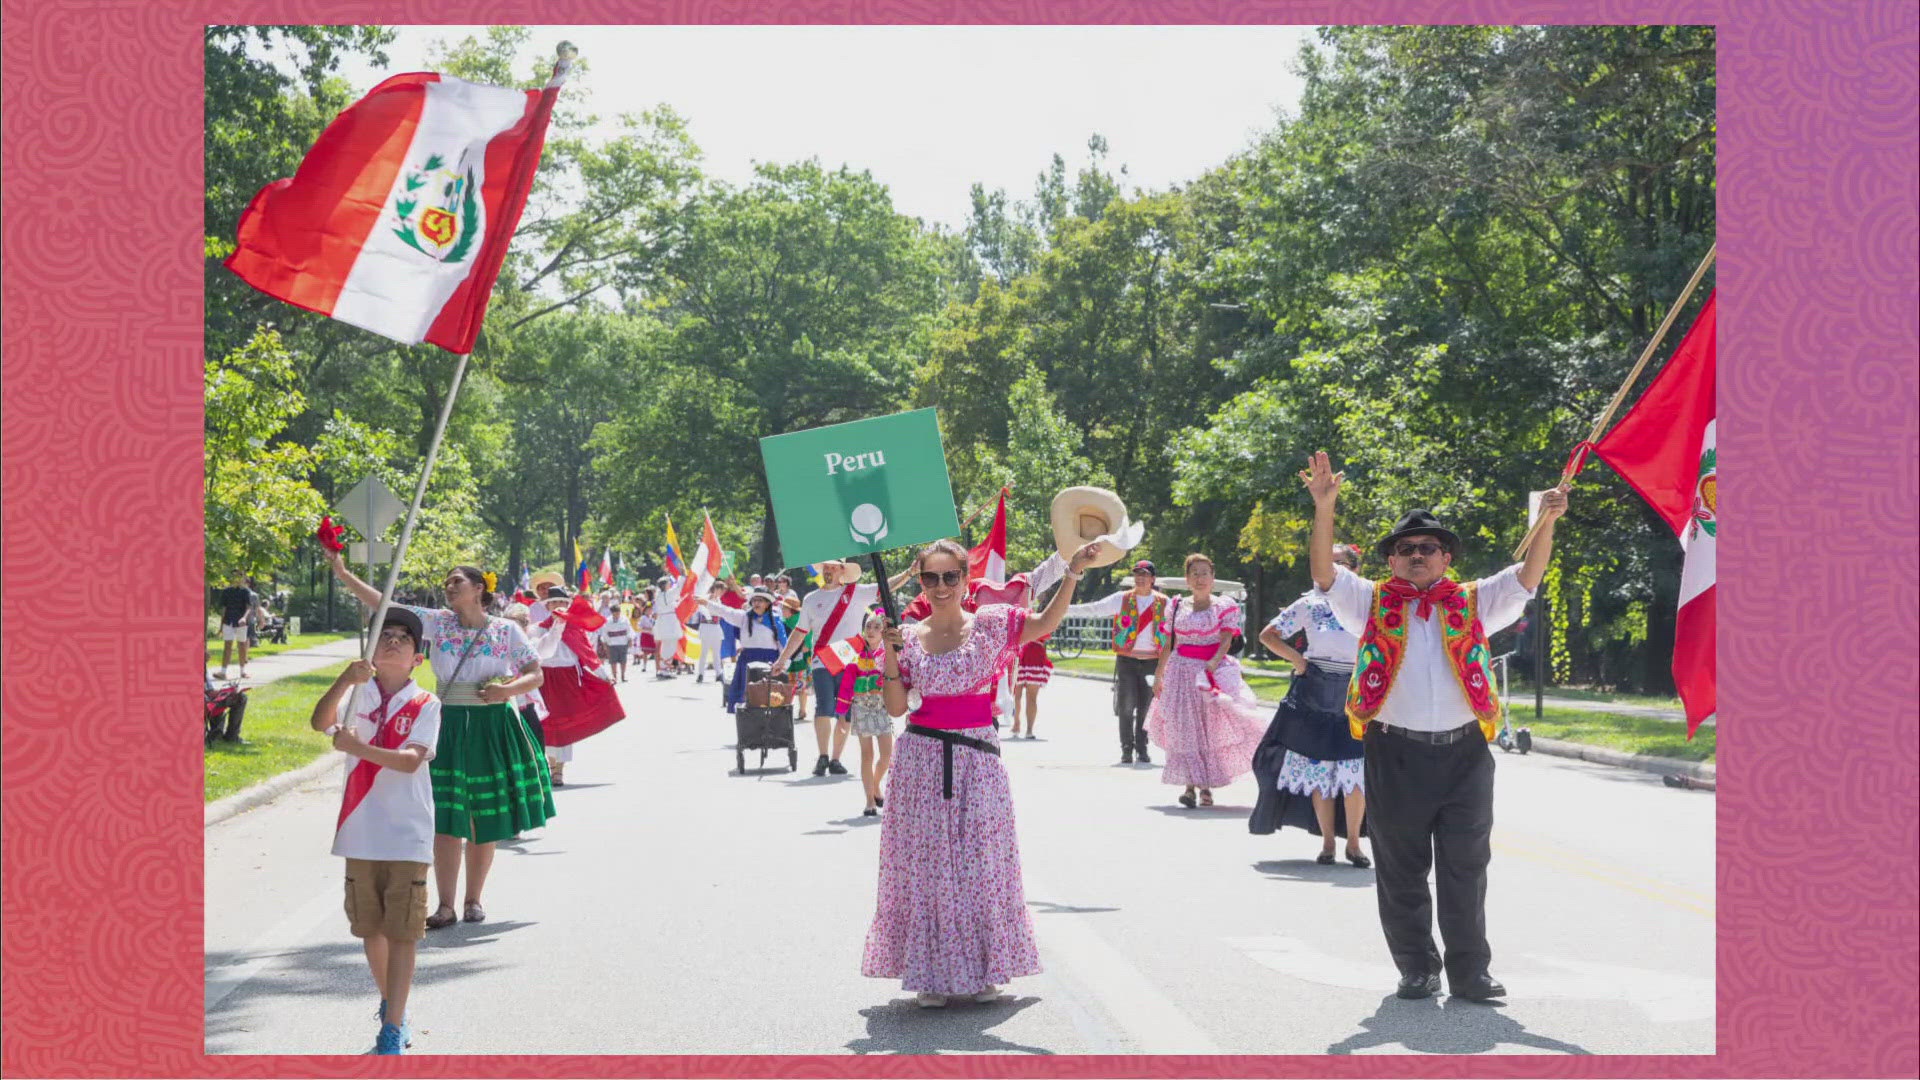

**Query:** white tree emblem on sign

left=849, top=504, right=889, bottom=546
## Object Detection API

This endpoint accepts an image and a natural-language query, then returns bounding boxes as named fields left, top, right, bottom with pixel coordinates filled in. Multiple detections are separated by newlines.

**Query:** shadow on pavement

left=1146, top=804, right=1253, bottom=817
left=422, top=918, right=539, bottom=949
left=845, top=995, right=1052, bottom=1055
left=1326, top=993, right=1590, bottom=1055
left=1027, top=900, right=1120, bottom=915
left=204, top=938, right=505, bottom=1055
left=1253, top=859, right=1375, bottom=889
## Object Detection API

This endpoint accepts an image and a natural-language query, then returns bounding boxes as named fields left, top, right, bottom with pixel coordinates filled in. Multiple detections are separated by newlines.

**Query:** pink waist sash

left=909, top=692, right=994, bottom=730
left=1174, top=643, right=1221, bottom=659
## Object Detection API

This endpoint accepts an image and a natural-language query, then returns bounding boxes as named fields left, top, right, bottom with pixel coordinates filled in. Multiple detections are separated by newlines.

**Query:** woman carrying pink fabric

left=1147, top=553, right=1268, bottom=809
left=863, top=537, right=1100, bottom=1008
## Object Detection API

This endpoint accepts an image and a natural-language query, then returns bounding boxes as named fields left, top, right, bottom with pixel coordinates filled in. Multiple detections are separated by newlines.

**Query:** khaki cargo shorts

left=344, top=858, right=430, bottom=941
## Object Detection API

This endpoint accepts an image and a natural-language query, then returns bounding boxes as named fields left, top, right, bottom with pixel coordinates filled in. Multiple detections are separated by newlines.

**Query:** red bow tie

left=1383, top=577, right=1459, bottom=619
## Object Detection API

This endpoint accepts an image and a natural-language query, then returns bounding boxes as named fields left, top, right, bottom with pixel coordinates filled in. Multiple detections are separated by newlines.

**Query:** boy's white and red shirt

left=331, top=677, right=442, bottom=864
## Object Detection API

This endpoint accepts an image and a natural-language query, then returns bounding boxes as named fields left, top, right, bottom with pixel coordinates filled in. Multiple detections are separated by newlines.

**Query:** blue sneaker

left=372, top=1022, right=405, bottom=1055
left=375, top=999, right=412, bottom=1047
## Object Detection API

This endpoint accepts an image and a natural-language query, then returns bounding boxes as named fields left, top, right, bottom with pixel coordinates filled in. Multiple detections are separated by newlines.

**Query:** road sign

left=348, top=541, right=398, bottom=565
left=337, top=475, right=405, bottom=541
left=758, top=409, right=960, bottom=570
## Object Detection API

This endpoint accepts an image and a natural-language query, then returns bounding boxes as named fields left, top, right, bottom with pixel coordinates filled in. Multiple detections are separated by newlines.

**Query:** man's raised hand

left=1300, top=451, right=1344, bottom=506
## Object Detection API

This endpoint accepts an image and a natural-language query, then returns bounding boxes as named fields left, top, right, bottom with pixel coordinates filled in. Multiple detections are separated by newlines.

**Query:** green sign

left=758, top=408, right=960, bottom=570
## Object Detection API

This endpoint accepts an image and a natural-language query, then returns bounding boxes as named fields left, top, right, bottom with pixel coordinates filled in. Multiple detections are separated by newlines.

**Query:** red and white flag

left=968, top=488, right=1009, bottom=584
left=676, top=512, right=727, bottom=624
left=224, top=60, right=570, bottom=355
left=1587, top=292, right=1716, bottom=735
left=599, top=547, right=614, bottom=587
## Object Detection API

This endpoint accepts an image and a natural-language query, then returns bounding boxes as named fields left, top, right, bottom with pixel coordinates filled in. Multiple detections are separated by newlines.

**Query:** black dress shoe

left=826, top=758, right=849, bottom=775
left=1452, top=973, right=1507, bottom=1002
left=1121, top=751, right=1134, bottom=765
left=812, top=755, right=830, bottom=777
left=1396, top=971, right=1441, bottom=999
left=1137, top=751, right=1152, bottom=765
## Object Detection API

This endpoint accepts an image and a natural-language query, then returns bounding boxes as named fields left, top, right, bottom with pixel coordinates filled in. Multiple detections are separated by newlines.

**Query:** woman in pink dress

left=1147, top=553, right=1268, bottom=808
left=863, top=538, right=1100, bottom=1007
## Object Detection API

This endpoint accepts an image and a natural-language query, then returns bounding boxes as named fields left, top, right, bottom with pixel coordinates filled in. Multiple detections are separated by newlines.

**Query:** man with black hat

left=1304, top=450, right=1567, bottom=1004
left=1067, top=559, right=1173, bottom=765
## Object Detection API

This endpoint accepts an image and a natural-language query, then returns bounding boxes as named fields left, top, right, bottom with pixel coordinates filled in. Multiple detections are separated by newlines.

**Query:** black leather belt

left=904, top=723, right=999, bottom=798
left=1370, top=720, right=1481, bottom=746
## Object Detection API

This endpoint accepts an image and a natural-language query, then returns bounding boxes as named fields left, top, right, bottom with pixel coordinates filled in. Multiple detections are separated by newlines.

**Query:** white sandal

left=915, top=992, right=947, bottom=1008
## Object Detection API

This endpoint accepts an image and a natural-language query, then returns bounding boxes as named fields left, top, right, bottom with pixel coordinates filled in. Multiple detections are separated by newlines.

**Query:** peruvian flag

left=676, top=512, right=726, bottom=624
left=1587, top=292, right=1716, bottom=735
left=224, top=62, right=570, bottom=355
left=599, top=547, right=613, bottom=587
left=968, top=488, right=1009, bottom=584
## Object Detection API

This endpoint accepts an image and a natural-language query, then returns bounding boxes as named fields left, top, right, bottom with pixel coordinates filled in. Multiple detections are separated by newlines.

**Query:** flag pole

left=1511, top=242, right=1717, bottom=560
left=959, top=486, right=1010, bottom=531
left=364, top=351, right=472, bottom=662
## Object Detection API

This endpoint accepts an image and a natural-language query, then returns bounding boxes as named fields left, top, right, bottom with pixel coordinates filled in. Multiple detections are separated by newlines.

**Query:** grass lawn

left=1507, top=679, right=1684, bottom=712
left=203, top=631, right=353, bottom=663
left=1050, top=651, right=1712, bottom=763
left=204, top=660, right=353, bottom=802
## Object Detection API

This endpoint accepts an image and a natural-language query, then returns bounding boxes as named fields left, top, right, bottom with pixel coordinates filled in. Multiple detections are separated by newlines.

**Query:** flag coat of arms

left=224, top=69, right=566, bottom=355
left=1589, top=291, right=1716, bottom=733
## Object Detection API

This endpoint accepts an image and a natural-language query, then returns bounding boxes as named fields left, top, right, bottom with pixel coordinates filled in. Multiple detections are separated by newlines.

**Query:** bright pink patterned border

left=3, top=1, right=1916, bottom=1077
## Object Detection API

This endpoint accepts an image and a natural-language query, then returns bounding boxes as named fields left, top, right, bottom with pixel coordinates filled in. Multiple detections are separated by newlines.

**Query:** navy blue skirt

left=1271, top=662, right=1364, bottom=762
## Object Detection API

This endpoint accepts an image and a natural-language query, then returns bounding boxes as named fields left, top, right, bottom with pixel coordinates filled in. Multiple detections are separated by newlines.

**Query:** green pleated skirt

left=431, top=702, right=556, bottom=844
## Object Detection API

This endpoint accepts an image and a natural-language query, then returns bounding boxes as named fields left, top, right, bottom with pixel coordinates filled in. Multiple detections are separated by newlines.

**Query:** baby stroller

left=734, top=661, right=798, bottom=775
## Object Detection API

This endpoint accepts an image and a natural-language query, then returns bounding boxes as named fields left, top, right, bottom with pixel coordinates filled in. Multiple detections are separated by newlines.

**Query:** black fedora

left=1376, top=509, right=1461, bottom=560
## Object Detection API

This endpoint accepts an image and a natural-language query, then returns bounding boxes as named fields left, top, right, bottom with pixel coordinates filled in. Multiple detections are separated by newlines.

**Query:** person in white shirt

left=706, top=589, right=790, bottom=712
left=308, top=607, right=441, bottom=1055
left=650, top=577, right=684, bottom=677
left=597, top=605, right=635, bottom=683
left=1304, top=450, right=1567, bottom=1004
left=772, top=558, right=915, bottom=777
left=1066, top=559, right=1172, bottom=764
left=689, top=583, right=728, bottom=685
left=1250, top=544, right=1370, bottom=865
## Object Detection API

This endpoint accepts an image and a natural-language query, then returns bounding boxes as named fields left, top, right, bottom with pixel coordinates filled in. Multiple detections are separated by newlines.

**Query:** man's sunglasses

left=1393, top=541, right=1447, bottom=557
left=919, top=569, right=966, bottom=588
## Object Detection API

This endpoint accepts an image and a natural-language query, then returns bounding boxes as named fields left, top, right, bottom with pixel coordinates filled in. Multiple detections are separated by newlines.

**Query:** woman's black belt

left=904, top=722, right=1000, bottom=799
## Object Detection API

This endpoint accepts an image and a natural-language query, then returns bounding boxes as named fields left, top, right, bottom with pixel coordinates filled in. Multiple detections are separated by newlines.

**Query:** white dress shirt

left=1319, top=564, right=1534, bottom=732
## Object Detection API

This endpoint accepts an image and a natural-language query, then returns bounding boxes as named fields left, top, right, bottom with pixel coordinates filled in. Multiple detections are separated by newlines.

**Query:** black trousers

left=207, top=691, right=248, bottom=742
left=1113, top=655, right=1155, bottom=754
left=1362, top=723, right=1495, bottom=986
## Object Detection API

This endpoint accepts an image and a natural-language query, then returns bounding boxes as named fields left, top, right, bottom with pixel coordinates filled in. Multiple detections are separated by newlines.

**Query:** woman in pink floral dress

left=863, top=538, right=1100, bottom=1008
left=1147, top=553, right=1269, bottom=808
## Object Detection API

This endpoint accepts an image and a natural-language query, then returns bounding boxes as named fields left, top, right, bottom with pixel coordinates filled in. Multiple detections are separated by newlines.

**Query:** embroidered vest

left=1345, top=580, right=1501, bottom=741
left=1112, top=594, right=1171, bottom=652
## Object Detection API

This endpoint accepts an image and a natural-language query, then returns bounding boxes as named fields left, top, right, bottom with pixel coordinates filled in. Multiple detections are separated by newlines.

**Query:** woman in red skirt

left=1007, top=632, right=1052, bottom=739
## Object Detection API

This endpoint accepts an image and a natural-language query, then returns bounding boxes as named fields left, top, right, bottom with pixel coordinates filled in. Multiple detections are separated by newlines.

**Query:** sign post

left=336, top=475, right=406, bottom=653
left=759, top=408, right=961, bottom=623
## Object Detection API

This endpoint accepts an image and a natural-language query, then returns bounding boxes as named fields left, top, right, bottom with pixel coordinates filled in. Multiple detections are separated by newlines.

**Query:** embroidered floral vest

left=1345, top=580, right=1501, bottom=741
left=1112, top=594, right=1171, bottom=652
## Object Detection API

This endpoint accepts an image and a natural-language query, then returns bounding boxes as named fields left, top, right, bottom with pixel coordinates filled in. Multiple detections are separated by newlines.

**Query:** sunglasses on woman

left=919, top=569, right=966, bottom=588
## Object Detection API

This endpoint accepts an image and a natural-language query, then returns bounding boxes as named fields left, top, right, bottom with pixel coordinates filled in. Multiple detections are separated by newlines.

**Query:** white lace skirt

left=1276, top=749, right=1363, bottom=798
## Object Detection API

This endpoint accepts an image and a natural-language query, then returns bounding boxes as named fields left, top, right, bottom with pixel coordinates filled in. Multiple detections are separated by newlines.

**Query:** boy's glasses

left=1393, top=542, right=1446, bottom=557
left=919, top=570, right=966, bottom=588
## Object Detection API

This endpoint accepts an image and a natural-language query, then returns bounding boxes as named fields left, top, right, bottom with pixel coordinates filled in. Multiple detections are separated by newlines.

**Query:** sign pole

left=870, top=553, right=900, bottom=625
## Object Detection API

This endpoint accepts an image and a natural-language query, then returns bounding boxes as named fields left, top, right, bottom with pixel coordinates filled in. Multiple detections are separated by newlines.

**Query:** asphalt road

left=205, top=667, right=1714, bottom=1056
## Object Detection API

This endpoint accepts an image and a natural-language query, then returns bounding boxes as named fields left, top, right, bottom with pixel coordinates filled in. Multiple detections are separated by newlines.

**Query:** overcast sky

left=330, top=25, right=1319, bottom=231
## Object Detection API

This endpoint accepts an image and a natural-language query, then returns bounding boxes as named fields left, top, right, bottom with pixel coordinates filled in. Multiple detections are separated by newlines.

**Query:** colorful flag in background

left=968, top=487, right=1009, bottom=584
left=224, top=60, right=573, bottom=355
left=676, top=511, right=727, bottom=623
left=1584, top=291, right=1717, bottom=735
left=663, top=516, right=687, bottom=579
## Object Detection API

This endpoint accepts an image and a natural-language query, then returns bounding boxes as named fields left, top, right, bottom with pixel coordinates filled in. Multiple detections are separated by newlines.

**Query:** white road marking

left=1223, top=935, right=1714, bottom=1024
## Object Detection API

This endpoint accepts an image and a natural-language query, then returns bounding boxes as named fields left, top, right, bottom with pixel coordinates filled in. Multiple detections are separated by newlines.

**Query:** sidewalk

left=209, top=636, right=362, bottom=691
